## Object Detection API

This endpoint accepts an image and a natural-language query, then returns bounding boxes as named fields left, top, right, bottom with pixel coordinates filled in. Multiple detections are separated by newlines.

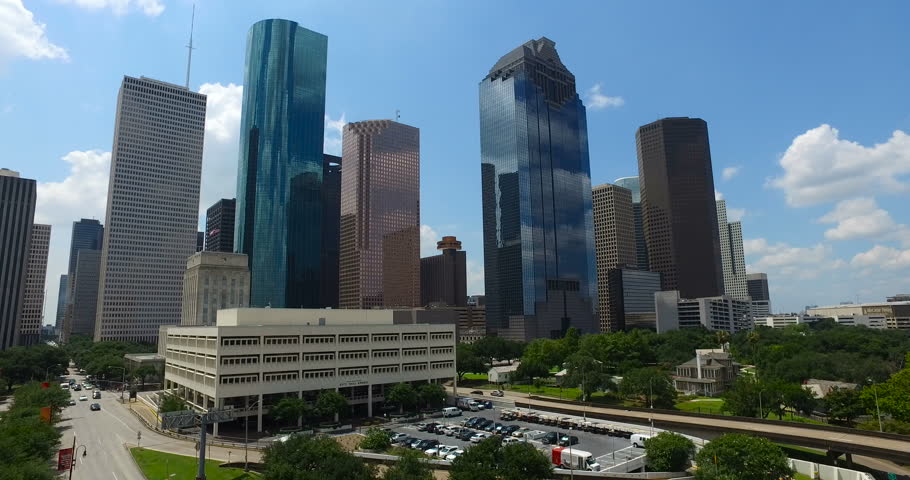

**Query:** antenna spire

left=395, top=109, right=400, bottom=122
left=185, top=4, right=195, bottom=89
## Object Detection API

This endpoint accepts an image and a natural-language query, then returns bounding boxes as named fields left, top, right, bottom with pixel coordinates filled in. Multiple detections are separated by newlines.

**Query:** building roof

left=811, top=301, right=910, bottom=309
left=488, top=363, right=520, bottom=375
left=124, top=353, right=165, bottom=362
left=489, top=37, right=568, bottom=75
left=677, top=351, right=736, bottom=369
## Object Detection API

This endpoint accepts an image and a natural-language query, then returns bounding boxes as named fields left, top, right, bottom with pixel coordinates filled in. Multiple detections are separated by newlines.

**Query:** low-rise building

left=161, top=308, right=455, bottom=434
left=756, top=313, right=886, bottom=329
left=802, top=379, right=858, bottom=399
left=488, top=362, right=520, bottom=384
left=655, top=291, right=752, bottom=334
left=806, top=302, right=910, bottom=329
left=672, top=349, right=740, bottom=397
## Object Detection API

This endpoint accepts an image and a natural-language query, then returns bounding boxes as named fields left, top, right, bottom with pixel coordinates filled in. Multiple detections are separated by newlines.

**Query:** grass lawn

left=794, top=473, right=812, bottom=480
left=462, top=373, right=488, bottom=381
left=675, top=399, right=824, bottom=425
left=130, top=448, right=259, bottom=480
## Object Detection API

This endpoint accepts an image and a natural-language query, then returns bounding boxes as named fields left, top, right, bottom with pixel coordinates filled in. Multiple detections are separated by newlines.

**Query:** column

left=256, top=393, right=263, bottom=432
left=334, top=387, right=340, bottom=423
left=367, top=385, right=373, bottom=417
left=298, top=391, right=303, bottom=428
left=213, top=398, right=221, bottom=436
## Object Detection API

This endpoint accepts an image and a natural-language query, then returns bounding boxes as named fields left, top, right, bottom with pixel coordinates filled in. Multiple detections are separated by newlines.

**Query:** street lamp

left=108, top=366, right=127, bottom=402
left=68, top=444, right=88, bottom=480
left=244, top=396, right=262, bottom=472
left=758, top=389, right=764, bottom=419
left=869, top=380, right=883, bottom=433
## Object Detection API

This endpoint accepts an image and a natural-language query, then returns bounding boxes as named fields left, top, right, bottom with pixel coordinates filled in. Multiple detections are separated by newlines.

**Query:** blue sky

left=2, top=0, right=909, bottom=321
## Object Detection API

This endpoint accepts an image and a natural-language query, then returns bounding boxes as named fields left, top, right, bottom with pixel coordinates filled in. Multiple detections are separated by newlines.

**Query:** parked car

left=445, top=427, right=460, bottom=437
left=89, top=403, right=101, bottom=411
left=72, top=385, right=81, bottom=391
left=630, top=434, right=652, bottom=449
left=541, top=431, right=558, bottom=445
left=416, top=423, right=432, bottom=432
left=442, top=407, right=461, bottom=417
left=465, top=417, right=483, bottom=428
left=445, top=449, right=464, bottom=461
left=78, top=395, right=88, bottom=401
left=92, top=391, right=101, bottom=399
left=483, top=422, right=501, bottom=433
left=470, top=390, right=484, bottom=395
left=469, top=432, right=490, bottom=443
left=68, top=399, right=76, bottom=406
left=558, top=435, right=579, bottom=447
left=502, top=425, right=521, bottom=436
left=458, top=430, right=475, bottom=441
left=502, top=436, right=520, bottom=444
left=511, top=427, right=529, bottom=438
left=481, top=400, right=493, bottom=409
left=416, top=439, right=438, bottom=451
left=390, top=433, right=408, bottom=443
left=408, top=438, right=424, bottom=449
left=491, top=390, right=504, bottom=397
left=396, top=435, right=414, bottom=445
left=477, top=419, right=494, bottom=430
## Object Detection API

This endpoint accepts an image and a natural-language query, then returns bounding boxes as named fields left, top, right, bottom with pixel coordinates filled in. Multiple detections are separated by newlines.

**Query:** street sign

left=161, top=410, right=197, bottom=430
left=202, top=407, right=234, bottom=424
left=57, top=447, right=73, bottom=471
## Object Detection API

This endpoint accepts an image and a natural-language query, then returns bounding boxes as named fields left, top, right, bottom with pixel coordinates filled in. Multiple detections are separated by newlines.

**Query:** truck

left=551, top=447, right=602, bottom=472
left=455, top=397, right=480, bottom=411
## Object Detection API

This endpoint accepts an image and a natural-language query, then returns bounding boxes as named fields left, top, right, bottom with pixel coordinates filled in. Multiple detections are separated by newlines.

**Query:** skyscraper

left=204, top=198, right=235, bottom=253
left=0, top=168, right=36, bottom=350
left=592, top=183, right=637, bottom=332
left=716, top=200, right=748, bottom=300
left=64, top=218, right=103, bottom=331
left=235, top=19, right=327, bottom=309
left=68, top=250, right=101, bottom=339
left=321, top=154, right=341, bottom=309
left=747, top=273, right=771, bottom=317
left=19, top=224, right=50, bottom=345
left=421, top=236, right=468, bottom=307
left=614, top=176, right=648, bottom=270
left=479, top=37, right=597, bottom=341
left=637, top=117, right=723, bottom=298
left=55, top=274, right=68, bottom=331
left=339, top=120, right=420, bottom=309
left=181, top=252, right=250, bottom=326
left=196, top=232, right=204, bottom=252
left=94, top=76, right=206, bottom=343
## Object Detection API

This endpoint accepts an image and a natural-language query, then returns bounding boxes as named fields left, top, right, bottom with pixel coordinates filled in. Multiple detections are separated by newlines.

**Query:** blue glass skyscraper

left=479, top=37, right=597, bottom=341
left=235, top=19, right=327, bottom=308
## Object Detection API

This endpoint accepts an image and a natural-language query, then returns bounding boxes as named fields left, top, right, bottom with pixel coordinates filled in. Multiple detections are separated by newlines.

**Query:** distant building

left=605, top=269, right=661, bottom=331
left=488, top=362, right=520, bottom=384
left=19, top=224, right=51, bottom=346
left=467, top=295, right=486, bottom=307
left=802, top=379, right=858, bottom=399
left=754, top=313, right=886, bottom=329
left=427, top=302, right=486, bottom=344
left=66, top=250, right=101, bottom=340
left=421, top=236, right=467, bottom=307
left=717, top=200, right=748, bottom=300
left=655, top=290, right=752, bottom=334
left=593, top=183, right=638, bottom=332
left=196, top=232, right=204, bottom=252
left=0, top=168, right=36, bottom=350
left=672, top=349, right=740, bottom=396
left=806, top=302, right=910, bottom=330
left=54, top=275, right=68, bottom=333
left=614, top=176, right=648, bottom=270
left=181, top=252, right=250, bottom=326
left=204, top=198, right=236, bottom=253
left=887, top=294, right=910, bottom=303
left=320, top=154, right=341, bottom=309
left=747, top=273, right=771, bottom=317
left=63, top=218, right=103, bottom=333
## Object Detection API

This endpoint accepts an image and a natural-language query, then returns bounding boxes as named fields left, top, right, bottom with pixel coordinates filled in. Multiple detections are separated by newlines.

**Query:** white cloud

left=769, top=124, right=910, bottom=207
left=744, top=237, right=843, bottom=280
left=585, top=83, right=624, bottom=111
left=721, top=166, right=741, bottom=181
left=324, top=112, right=346, bottom=156
left=466, top=259, right=485, bottom=296
left=851, top=245, right=910, bottom=269
left=57, top=0, right=164, bottom=16
left=714, top=190, right=723, bottom=201
left=420, top=224, right=440, bottom=258
left=0, top=0, right=68, bottom=65
left=197, top=82, right=242, bottom=215
left=727, top=207, right=746, bottom=222
left=818, top=197, right=910, bottom=246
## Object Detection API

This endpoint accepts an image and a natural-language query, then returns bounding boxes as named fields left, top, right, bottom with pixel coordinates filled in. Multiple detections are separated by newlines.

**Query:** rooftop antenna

left=395, top=109, right=400, bottom=122
left=184, top=4, right=196, bottom=89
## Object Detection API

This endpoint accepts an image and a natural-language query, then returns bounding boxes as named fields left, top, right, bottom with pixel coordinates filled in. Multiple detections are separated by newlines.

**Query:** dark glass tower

left=479, top=38, right=597, bottom=341
left=320, top=154, right=341, bottom=309
left=235, top=19, right=328, bottom=308
left=637, top=117, right=723, bottom=298
left=67, top=219, right=103, bottom=276
left=204, top=198, right=235, bottom=252
left=0, top=169, right=36, bottom=350
left=614, top=176, right=648, bottom=270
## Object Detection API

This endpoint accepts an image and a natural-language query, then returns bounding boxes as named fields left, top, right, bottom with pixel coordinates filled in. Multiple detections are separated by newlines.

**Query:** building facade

left=55, top=275, right=68, bottom=333
left=747, top=273, right=771, bottom=316
left=479, top=37, right=597, bottom=341
left=637, top=117, right=723, bottom=298
left=421, top=236, right=467, bottom=308
left=0, top=169, right=36, bottom=350
left=605, top=269, right=661, bottom=331
left=160, top=308, right=455, bottom=434
left=716, top=200, right=748, bottom=300
left=887, top=294, right=910, bottom=302
left=655, top=290, right=752, bottom=334
left=204, top=199, right=235, bottom=253
left=593, top=183, right=638, bottom=332
left=754, top=314, right=886, bottom=329
left=19, top=224, right=50, bottom=345
left=321, top=154, right=342, bottom=309
left=67, top=250, right=101, bottom=340
left=181, top=252, right=250, bottom=326
left=235, top=19, right=327, bottom=309
left=672, top=349, right=740, bottom=397
left=614, top=176, right=648, bottom=270
left=94, top=76, right=206, bottom=343
left=63, top=218, right=103, bottom=332
left=339, top=120, right=420, bottom=309
left=806, top=302, right=910, bottom=329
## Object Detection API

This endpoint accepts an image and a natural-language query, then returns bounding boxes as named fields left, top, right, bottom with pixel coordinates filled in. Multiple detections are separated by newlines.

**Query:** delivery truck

left=551, top=447, right=602, bottom=472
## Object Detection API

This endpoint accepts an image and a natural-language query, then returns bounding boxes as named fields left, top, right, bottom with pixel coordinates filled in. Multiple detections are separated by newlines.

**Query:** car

left=465, top=417, right=483, bottom=428
left=491, top=390, right=504, bottom=397
left=469, top=432, right=490, bottom=443
left=68, top=399, right=76, bottom=406
left=415, top=439, right=438, bottom=451
left=541, top=431, right=558, bottom=445
left=72, top=385, right=81, bottom=391
left=630, top=434, right=652, bottom=449
left=476, top=419, right=494, bottom=430
left=78, top=395, right=88, bottom=401
left=396, top=435, right=415, bottom=446
left=92, top=391, right=101, bottom=399
left=502, top=425, right=521, bottom=436
left=502, top=436, right=521, bottom=444
left=558, top=435, right=579, bottom=447
left=484, top=422, right=501, bottom=433
left=446, top=427, right=463, bottom=437
left=511, top=427, right=529, bottom=438
left=413, top=423, right=426, bottom=431
left=457, top=430, right=475, bottom=441
left=470, top=390, right=484, bottom=395
left=390, top=433, right=408, bottom=443
left=90, top=403, right=101, bottom=411
left=436, top=445, right=459, bottom=458
left=424, top=423, right=440, bottom=433
left=461, top=416, right=478, bottom=426
left=445, top=449, right=464, bottom=461
left=408, top=438, right=424, bottom=449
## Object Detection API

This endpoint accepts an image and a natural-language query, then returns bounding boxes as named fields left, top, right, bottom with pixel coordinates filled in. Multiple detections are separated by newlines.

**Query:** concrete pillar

left=213, top=398, right=221, bottom=437
left=334, top=387, right=340, bottom=423
left=298, top=391, right=303, bottom=428
left=367, top=385, right=373, bottom=418
left=257, top=393, right=263, bottom=433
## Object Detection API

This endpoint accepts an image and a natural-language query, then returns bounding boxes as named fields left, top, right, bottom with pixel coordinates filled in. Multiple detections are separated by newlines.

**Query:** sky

left=2, top=0, right=909, bottom=322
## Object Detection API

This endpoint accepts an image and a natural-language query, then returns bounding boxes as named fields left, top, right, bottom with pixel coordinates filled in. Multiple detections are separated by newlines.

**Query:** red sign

left=41, top=382, right=50, bottom=389
left=58, top=447, right=74, bottom=471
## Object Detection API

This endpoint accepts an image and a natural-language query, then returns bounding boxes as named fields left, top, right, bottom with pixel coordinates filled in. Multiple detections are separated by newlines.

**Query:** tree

left=472, top=336, right=510, bottom=366
left=271, top=397, right=314, bottom=426
left=694, top=434, right=792, bottom=480
left=521, top=338, right=565, bottom=369
left=513, top=359, right=549, bottom=385
left=0, top=458, right=57, bottom=480
left=644, top=432, right=695, bottom=472
left=0, top=415, right=61, bottom=464
left=359, top=427, right=391, bottom=451
left=11, top=382, right=70, bottom=413
left=564, top=352, right=614, bottom=401
left=456, top=344, right=486, bottom=381
left=386, top=383, right=418, bottom=413
left=780, top=383, right=817, bottom=417
left=619, top=368, right=676, bottom=408
left=498, top=442, right=553, bottom=480
left=383, top=448, right=432, bottom=480
left=159, top=392, right=188, bottom=413
left=316, top=390, right=349, bottom=421
left=0, top=346, right=69, bottom=391
left=418, top=383, right=446, bottom=409
left=862, top=367, right=910, bottom=422
left=824, top=387, right=865, bottom=424
left=721, top=376, right=762, bottom=417
left=262, top=434, right=375, bottom=480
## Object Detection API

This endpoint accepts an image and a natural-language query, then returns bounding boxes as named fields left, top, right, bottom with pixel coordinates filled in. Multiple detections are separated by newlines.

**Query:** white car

left=78, top=395, right=88, bottom=401
left=502, top=436, right=521, bottom=444
left=390, top=433, right=408, bottom=443
left=511, top=427, right=529, bottom=438
left=469, top=432, right=489, bottom=443
left=445, top=449, right=464, bottom=461
left=436, top=445, right=459, bottom=458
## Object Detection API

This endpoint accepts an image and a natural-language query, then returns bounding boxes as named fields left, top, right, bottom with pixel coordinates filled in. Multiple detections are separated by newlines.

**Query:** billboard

left=57, top=447, right=73, bottom=471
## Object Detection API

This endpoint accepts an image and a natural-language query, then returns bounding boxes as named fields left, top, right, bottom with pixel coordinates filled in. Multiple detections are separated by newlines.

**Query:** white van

left=442, top=407, right=461, bottom=417
left=630, top=433, right=652, bottom=449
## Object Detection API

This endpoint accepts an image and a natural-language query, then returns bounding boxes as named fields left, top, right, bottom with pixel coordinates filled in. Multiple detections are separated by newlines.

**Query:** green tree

left=0, top=346, right=69, bottom=390
left=513, top=359, right=549, bottom=385
left=644, top=432, right=695, bottom=472
left=0, top=415, right=61, bottom=464
left=498, top=442, right=553, bottom=480
left=721, top=376, right=762, bottom=417
left=456, top=344, right=486, bottom=380
left=780, top=383, right=817, bottom=417
left=418, top=383, right=446, bottom=409
left=383, top=448, right=432, bottom=480
left=0, top=458, right=57, bottom=480
left=694, top=434, right=792, bottom=480
left=521, top=338, right=565, bottom=369
left=159, top=392, right=188, bottom=413
left=316, top=390, right=349, bottom=421
left=862, top=368, right=910, bottom=422
left=619, top=368, right=676, bottom=408
left=386, top=383, right=418, bottom=413
left=270, top=397, right=314, bottom=426
left=824, top=387, right=865, bottom=424
left=472, top=336, right=511, bottom=366
left=564, top=352, right=614, bottom=401
left=11, top=382, right=70, bottom=413
left=359, top=427, right=392, bottom=451
left=262, top=434, right=375, bottom=480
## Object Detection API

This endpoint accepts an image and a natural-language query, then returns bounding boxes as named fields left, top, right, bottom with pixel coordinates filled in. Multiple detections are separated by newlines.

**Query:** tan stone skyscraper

left=592, top=183, right=637, bottom=332
left=339, top=120, right=420, bottom=309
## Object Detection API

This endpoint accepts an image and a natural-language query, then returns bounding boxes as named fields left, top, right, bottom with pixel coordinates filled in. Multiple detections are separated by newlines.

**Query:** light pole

left=870, top=381, right=883, bottom=433
left=758, top=390, right=763, bottom=419
left=68, top=443, right=88, bottom=480
left=244, top=396, right=262, bottom=472
left=109, top=366, right=127, bottom=402
left=648, top=378, right=654, bottom=435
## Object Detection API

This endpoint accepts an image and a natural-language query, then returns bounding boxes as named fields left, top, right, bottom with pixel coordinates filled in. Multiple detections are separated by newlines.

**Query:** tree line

left=0, top=382, right=71, bottom=479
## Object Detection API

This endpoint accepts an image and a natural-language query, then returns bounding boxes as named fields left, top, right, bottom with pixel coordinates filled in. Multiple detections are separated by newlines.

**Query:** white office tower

left=716, top=200, right=748, bottom=300
left=95, top=76, right=206, bottom=343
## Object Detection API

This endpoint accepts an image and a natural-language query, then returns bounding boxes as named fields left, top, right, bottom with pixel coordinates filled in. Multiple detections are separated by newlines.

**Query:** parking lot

left=388, top=405, right=654, bottom=470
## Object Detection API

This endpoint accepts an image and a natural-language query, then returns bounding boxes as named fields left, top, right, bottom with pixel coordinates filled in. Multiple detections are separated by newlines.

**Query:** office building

left=593, top=183, right=638, bottom=332
left=479, top=37, right=597, bottom=341
left=747, top=273, right=771, bottom=317
left=55, top=275, right=68, bottom=332
left=181, top=252, right=250, bottom=326
left=19, top=224, right=51, bottom=345
left=421, top=236, right=467, bottom=308
left=716, top=200, right=748, bottom=300
left=614, top=176, right=647, bottom=270
left=63, top=218, right=103, bottom=332
left=754, top=313, right=885, bottom=329
left=94, top=76, right=206, bottom=343
left=672, top=349, right=740, bottom=397
left=160, top=308, right=456, bottom=433
left=887, top=294, right=910, bottom=303
left=806, top=302, right=910, bottom=329
left=67, top=250, right=101, bottom=340
left=339, top=120, right=420, bottom=309
left=605, top=269, right=661, bottom=331
left=235, top=19, right=327, bottom=309
left=204, top=199, right=236, bottom=253
left=655, top=290, right=752, bottom=335
left=0, top=169, right=36, bottom=350
left=321, top=154, right=341, bottom=309
left=196, top=232, right=204, bottom=252
left=637, top=117, right=723, bottom=298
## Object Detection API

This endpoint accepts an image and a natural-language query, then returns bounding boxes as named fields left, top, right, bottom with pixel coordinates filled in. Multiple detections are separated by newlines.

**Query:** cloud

left=769, top=124, right=910, bottom=207
left=57, top=0, right=165, bottom=16
left=466, top=260, right=485, bottom=296
left=851, top=245, right=910, bottom=269
left=420, top=224, right=440, bottom=258
left=0, top=0, right=68, bottom=65
left=744, top=237, right=843, bottom=280
left=324, top=112, right=346, bottom=156
left=727, top=207, right=746, bottom=222
left=721, top=166, right=741, bottom=181
left=818, top=197, right=910, bottom=246
left=585, top=83, right=624, bottom=111
left=714, top=190, right=723, bottom=201
left=197, top=82, right=242, bottom=215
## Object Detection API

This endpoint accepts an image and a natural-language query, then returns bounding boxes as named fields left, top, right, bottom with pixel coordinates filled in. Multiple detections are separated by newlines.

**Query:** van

left=442, top=407, right=461, bottom=417
left=60, top=383, right=70, bottom=389
left=630, top=433, right=652, bottom=448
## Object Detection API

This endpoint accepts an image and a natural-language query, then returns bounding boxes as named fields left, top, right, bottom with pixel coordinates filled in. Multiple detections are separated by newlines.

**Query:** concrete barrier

left=789, top=458, right=876, bottom=480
